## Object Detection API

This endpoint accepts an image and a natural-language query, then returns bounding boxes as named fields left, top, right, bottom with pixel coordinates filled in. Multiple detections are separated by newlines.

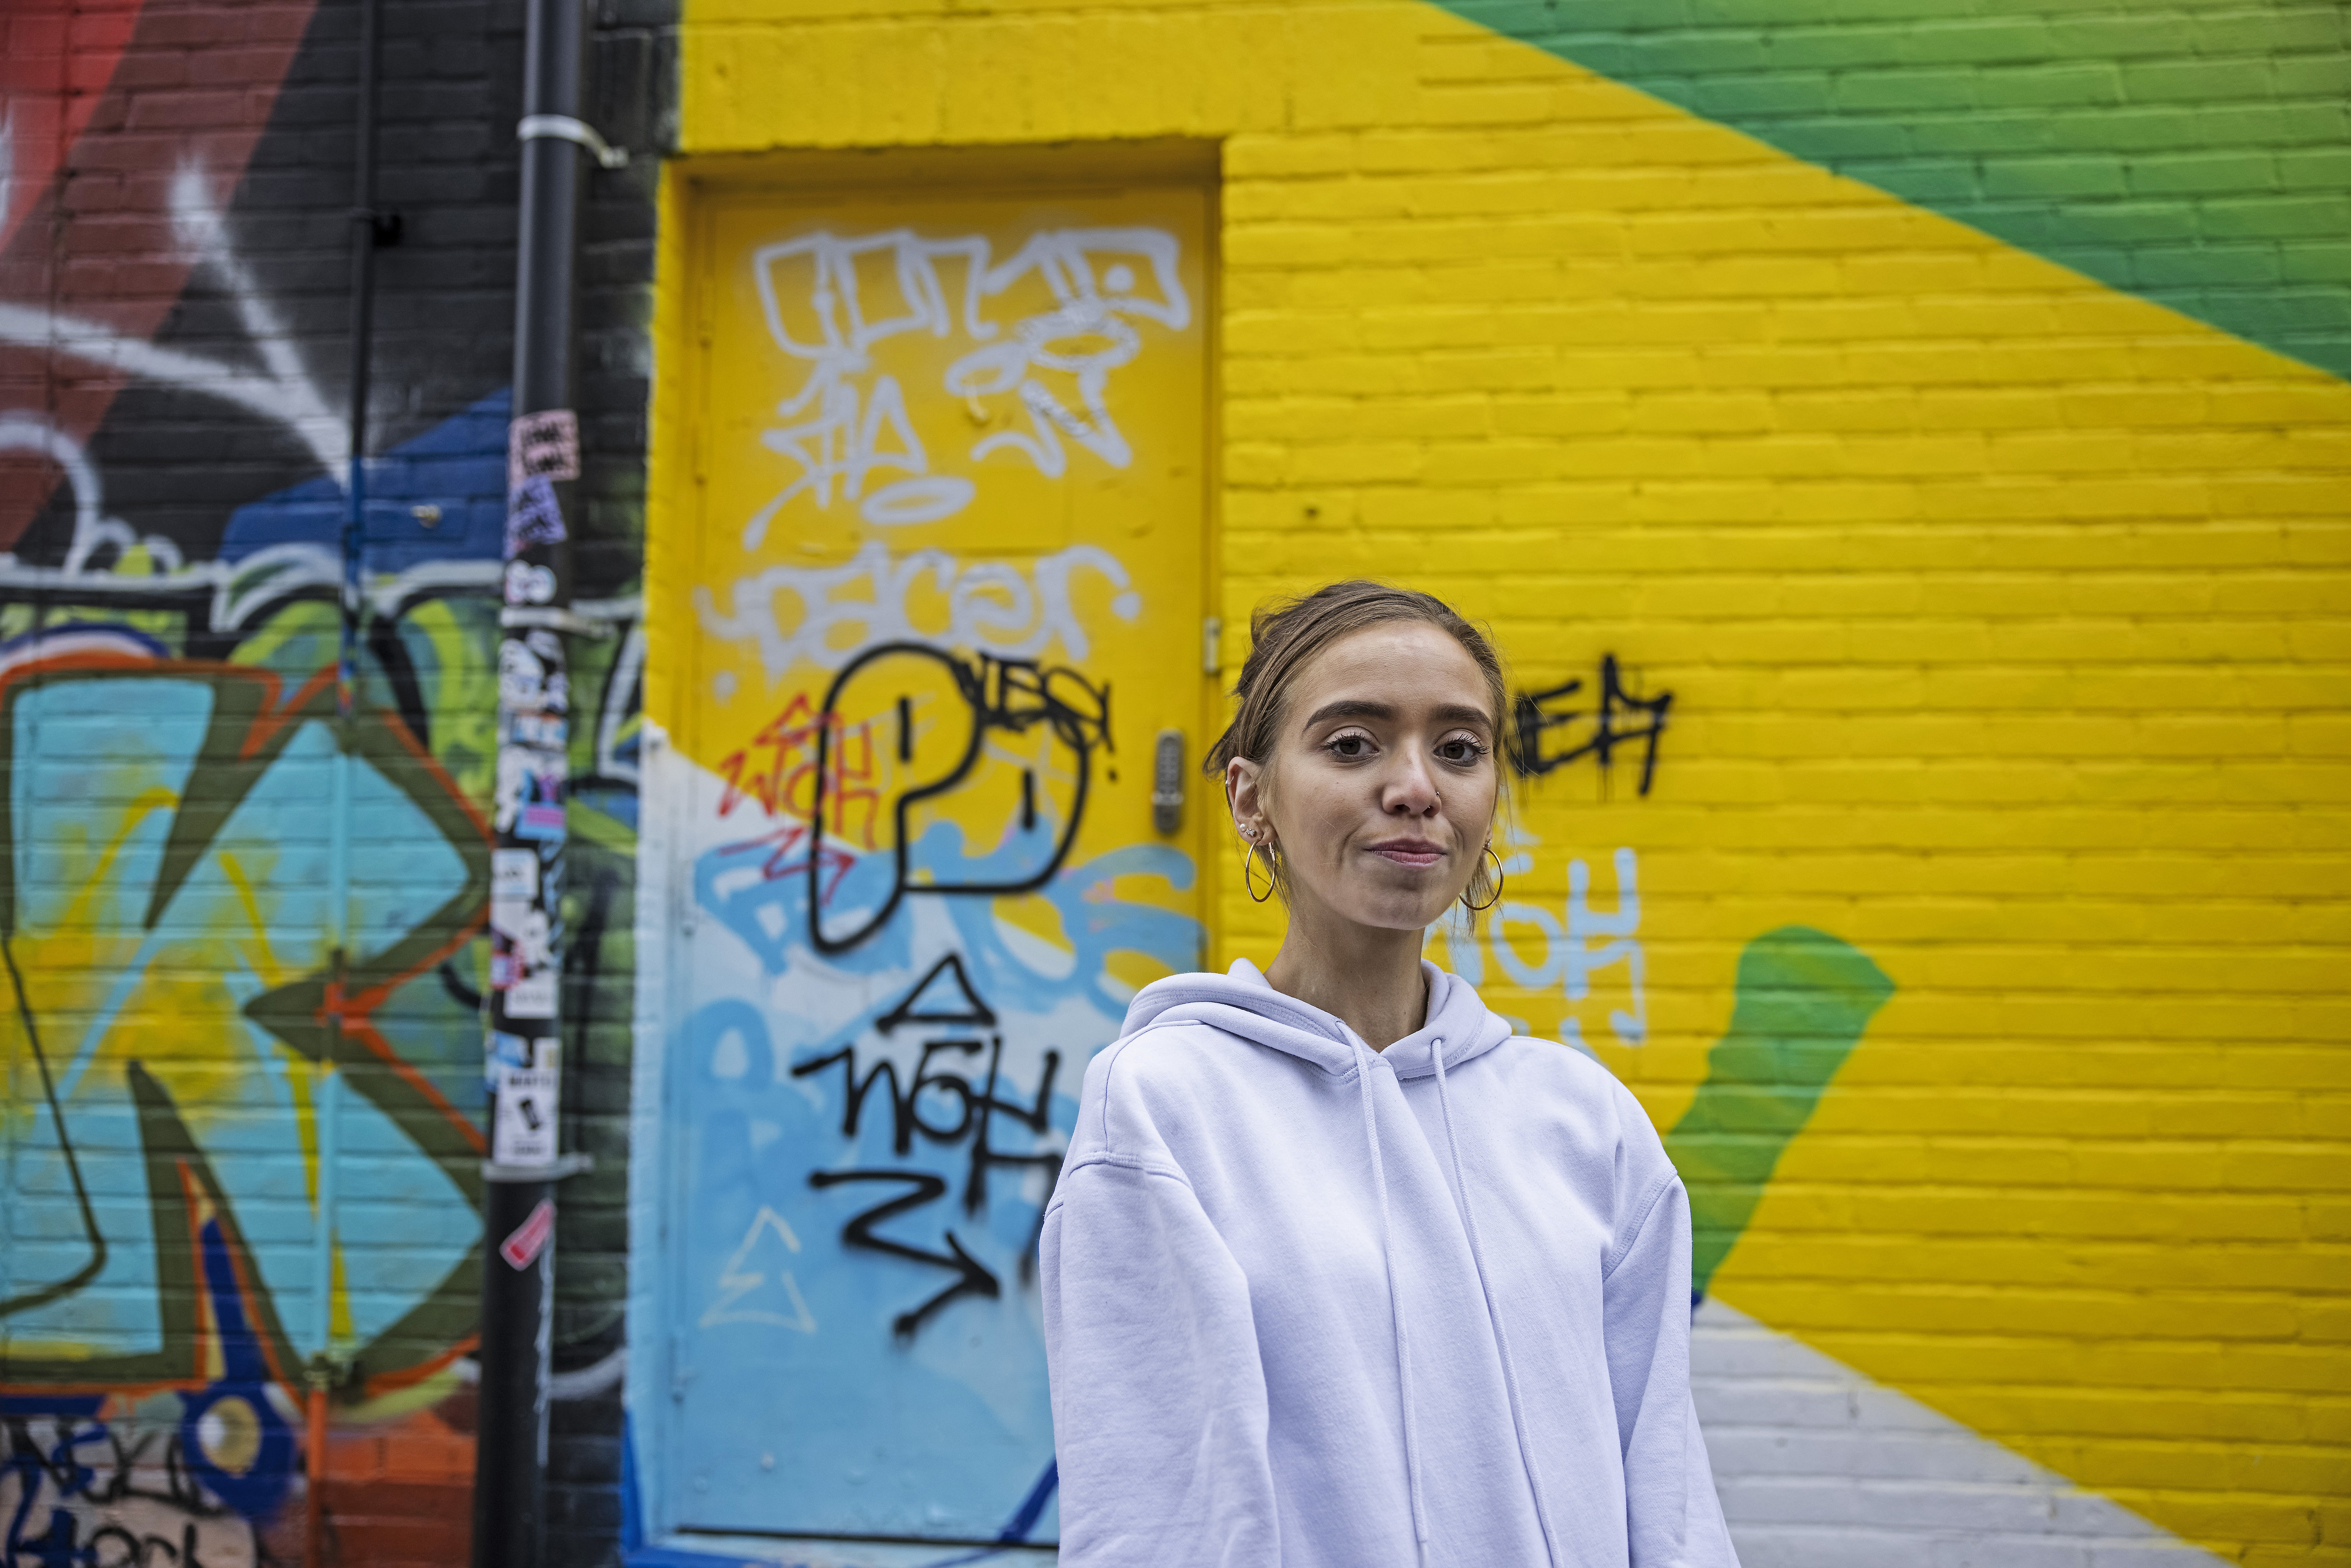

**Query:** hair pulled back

left=1206, top=580, right=1510, bottom=910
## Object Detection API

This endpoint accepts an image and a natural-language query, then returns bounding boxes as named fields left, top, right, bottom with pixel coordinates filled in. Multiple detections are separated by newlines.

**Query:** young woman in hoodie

left=1040, top=580, right=1740, bottom=1568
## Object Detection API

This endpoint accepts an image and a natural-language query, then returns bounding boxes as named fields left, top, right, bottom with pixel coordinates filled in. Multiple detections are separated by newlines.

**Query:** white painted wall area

left=1692, top=1301, right=2227, bottom=1568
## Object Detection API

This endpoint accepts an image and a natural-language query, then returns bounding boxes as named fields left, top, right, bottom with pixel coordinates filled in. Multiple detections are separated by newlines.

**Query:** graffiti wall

left=633, top=185, right=1211, bottom=1545
left=17, top=0, right=2348, bottom=1560
left=649, top=3, right=2351, bottom=1565
left=0, top=0, right=664, bottom=1559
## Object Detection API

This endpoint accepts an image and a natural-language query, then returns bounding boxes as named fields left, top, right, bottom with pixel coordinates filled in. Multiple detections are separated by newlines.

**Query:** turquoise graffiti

left=2, top=655, right=490, bottom=1385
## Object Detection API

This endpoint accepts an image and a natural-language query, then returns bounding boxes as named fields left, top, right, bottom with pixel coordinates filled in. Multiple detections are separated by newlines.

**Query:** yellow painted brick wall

left=662, top=1, right=2351, bottom=1558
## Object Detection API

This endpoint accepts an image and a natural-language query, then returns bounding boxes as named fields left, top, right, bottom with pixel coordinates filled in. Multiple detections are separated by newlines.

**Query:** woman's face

left=1228, top=621, right=1501, bottom=936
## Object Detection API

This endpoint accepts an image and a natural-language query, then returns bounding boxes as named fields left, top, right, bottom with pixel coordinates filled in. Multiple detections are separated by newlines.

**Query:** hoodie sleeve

left=1602, top=1172, right=1741, bottom=1568
left=1042, top=1152, right=1281, bottom=1566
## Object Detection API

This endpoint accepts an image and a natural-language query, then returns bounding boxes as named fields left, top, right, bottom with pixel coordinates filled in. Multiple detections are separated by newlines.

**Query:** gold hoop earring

left=1462, top=844, right=1505, bottom=912
left=1240, top=835, right=1278, bottom=904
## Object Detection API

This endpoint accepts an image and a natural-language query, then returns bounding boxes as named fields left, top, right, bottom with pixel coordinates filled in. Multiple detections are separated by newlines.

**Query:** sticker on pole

left=493, top=1065, right=559, bottom=1165
left=508, top=408, right=580, bottom=487
left=500, top=1198, right=556, bottom=1271
left=491, top=847, right=539, bottom=901
left=504, top=474, right=569, bottom=557
left=503, top=966, right=557, bottom=1019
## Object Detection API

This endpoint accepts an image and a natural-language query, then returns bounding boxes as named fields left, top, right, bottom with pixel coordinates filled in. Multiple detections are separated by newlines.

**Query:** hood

left=1120, top=957, right=1516, bottom=1079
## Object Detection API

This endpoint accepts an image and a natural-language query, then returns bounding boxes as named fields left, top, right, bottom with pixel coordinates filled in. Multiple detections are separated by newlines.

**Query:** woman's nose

left=1384, top=756, right=1440, bottom=815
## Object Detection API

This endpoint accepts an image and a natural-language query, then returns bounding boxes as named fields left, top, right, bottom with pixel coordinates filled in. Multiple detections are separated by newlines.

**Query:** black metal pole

left=341, top=0, right=381, bottom=688
left=473, top=0, right=591, bottom=1560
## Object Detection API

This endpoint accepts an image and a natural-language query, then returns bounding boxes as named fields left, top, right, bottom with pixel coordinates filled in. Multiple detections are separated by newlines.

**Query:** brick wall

left=660, top=2, right=2349, bottom=1562
left=10, top=0, right=2344, bottom=1564
left=1446, top=0, right=2351, bottom=385
left=0, top=0, right=667, bottom=1563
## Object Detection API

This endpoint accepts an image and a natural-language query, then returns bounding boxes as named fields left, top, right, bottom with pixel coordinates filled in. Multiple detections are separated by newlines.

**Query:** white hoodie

left=1040, top=959, right=1739, bottom=1568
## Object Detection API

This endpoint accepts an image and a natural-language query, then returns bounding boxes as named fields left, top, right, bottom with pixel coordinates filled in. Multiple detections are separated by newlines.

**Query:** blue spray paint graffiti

left=3, top=1225, right=300, bottom=1568
left=663, top=815, right=1196, bottom=1542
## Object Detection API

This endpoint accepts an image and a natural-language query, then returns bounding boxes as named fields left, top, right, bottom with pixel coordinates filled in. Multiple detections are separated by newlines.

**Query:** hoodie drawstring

left=1432, top=1037, right=1564, bottom=1568
left=1353, top=1039, right=1431, bottom=1563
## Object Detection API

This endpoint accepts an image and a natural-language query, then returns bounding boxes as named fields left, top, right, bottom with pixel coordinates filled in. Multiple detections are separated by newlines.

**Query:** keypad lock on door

left=1152, top=729, right=1184, bottom=835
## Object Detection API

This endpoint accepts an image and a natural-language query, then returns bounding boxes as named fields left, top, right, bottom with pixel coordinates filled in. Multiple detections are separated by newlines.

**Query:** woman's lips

left=1366, top=843, right=1444, bottom=867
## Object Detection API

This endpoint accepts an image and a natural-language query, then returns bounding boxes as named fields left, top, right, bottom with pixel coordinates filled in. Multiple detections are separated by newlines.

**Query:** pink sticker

left=507, top=409, right=580, bottom=487
left=499, top=1198, right=556, bottom=1270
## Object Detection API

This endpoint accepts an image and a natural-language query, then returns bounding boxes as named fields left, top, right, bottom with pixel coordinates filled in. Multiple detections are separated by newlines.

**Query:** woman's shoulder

left=1479, top=1033, right=1678, bottom=1166
left=1062, top=1021, right=1246, bottom=1174
left=1070, top=979, right=1340, bottom=1164
left=1083, top=1008, right=1275, bottom=1102
left=1480, top=1029, right=1625, bottom=1094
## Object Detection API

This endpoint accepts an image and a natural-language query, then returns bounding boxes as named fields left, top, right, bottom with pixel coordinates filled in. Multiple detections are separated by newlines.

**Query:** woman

left=1040, top=581, right=1738, bottom=1568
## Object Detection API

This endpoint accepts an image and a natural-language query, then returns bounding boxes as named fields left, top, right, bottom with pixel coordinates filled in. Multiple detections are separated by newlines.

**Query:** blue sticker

left=504, top=474, right=567, bottom=558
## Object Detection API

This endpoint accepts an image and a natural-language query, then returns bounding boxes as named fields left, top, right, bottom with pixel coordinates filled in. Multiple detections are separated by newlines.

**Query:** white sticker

left=505, top=966, right=558, bottom=1019
left=492, top=848, right=539, bottom=902
left=493, top=1066, right=560, bottom=1165
left=508, top=711, right=567, bottom=748
left=504, top=558, right=558, bottom=605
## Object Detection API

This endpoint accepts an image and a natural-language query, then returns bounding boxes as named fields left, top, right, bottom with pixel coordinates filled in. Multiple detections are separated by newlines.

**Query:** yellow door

left=644, top=173, right=1211, bottom=1544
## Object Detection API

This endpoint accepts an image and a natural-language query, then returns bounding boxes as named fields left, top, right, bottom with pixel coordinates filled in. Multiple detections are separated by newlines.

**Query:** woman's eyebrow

left=1300, top=699, right=1493, bottom=730
left=1302, top=699, right=1394, bottom=727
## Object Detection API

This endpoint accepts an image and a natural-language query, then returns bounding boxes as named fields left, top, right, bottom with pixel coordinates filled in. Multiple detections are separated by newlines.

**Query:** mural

left=0, top=462, right=644, bottom=1561
left=634, top=181, right=1917, bottom=1560
left=1, top=0, right=650, bottom=1556
left=1440, top=0, right=2351, bottom=385
left=636, top=188, right=1211, bottom=1546
left=647, top=4, right=2351, bottom=1559
left=20, top=0, right=2345, bottom=1560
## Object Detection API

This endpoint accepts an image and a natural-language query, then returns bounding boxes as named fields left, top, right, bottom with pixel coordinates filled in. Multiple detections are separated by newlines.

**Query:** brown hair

left=1206, top=580, right=1510, bottom=909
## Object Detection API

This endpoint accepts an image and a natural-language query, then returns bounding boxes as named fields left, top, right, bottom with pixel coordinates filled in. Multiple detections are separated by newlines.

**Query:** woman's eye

left=1327, top=733, right=1370, bottom=758
left=1437, top=738, right=1487, bottom=764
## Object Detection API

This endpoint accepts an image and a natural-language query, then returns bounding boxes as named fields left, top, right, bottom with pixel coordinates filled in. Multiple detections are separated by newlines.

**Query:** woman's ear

left=1226, top=756, right=1267, bottom=843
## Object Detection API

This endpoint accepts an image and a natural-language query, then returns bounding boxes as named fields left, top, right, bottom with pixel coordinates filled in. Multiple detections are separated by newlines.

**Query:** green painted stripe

left=1666, top=926, right=1896, bottom=1301
left=1441, top=0, right=2351, bottom=381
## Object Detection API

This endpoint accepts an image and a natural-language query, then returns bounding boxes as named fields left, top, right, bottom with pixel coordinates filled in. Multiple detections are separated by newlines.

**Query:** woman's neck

left=1263, top=906, right=1429, bottom=1051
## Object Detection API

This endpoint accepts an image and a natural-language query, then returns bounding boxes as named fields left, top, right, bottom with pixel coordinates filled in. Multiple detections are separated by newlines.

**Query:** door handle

left=1152, top=729, right=1184, bottom=835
